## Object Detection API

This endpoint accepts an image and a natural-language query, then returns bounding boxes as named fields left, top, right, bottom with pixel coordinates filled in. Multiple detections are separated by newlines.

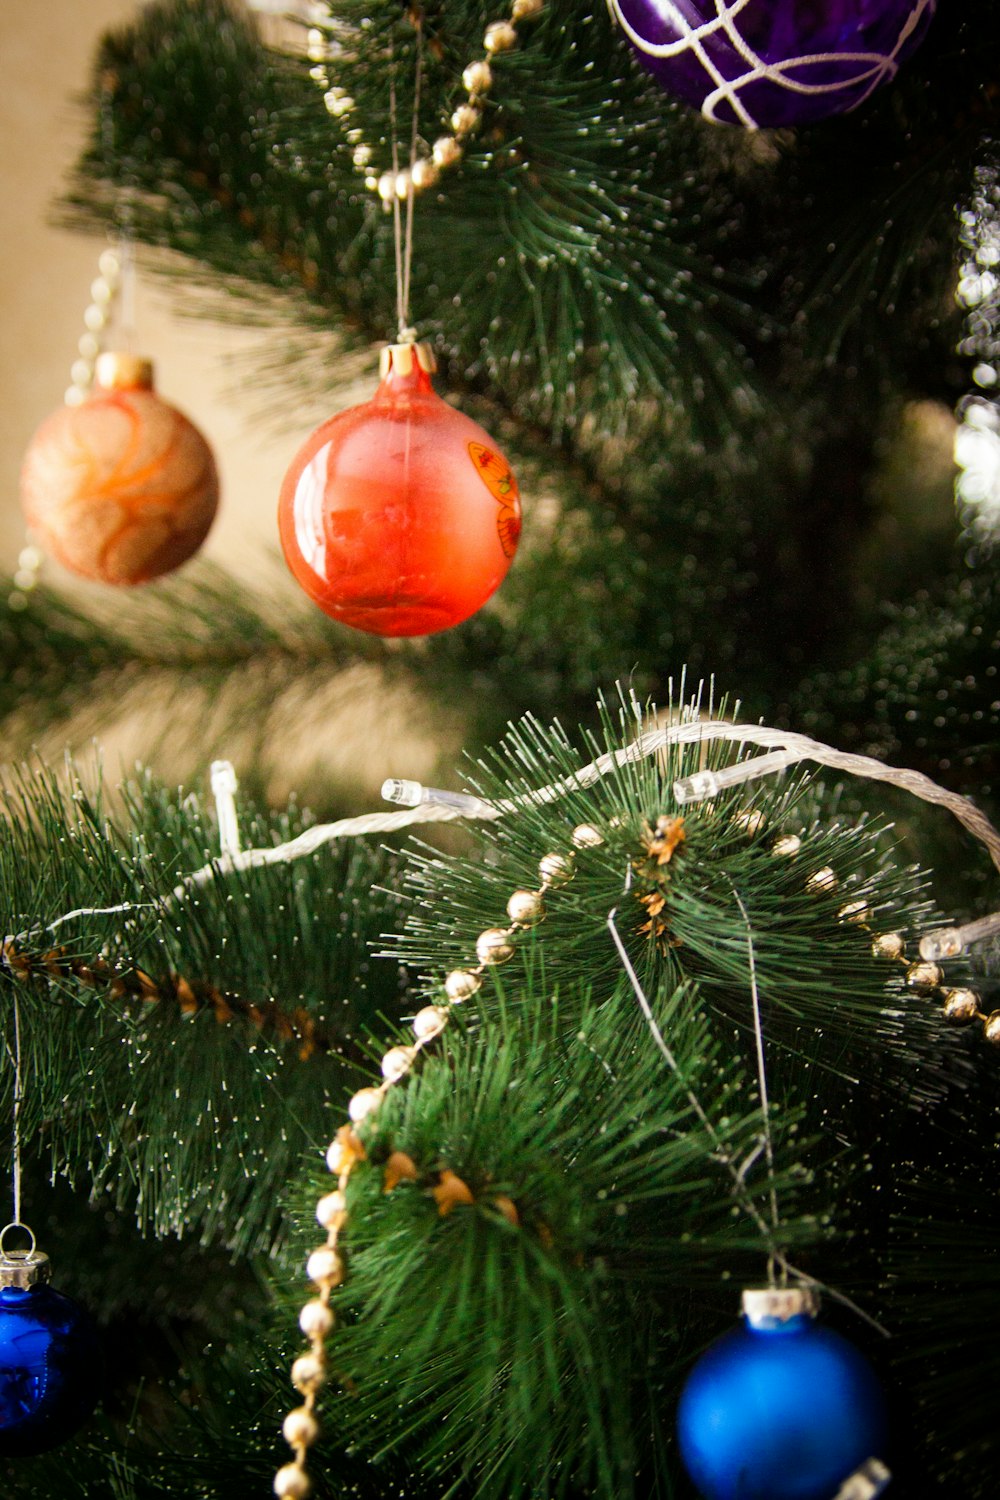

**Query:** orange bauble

left=278, top=342, right=521, bottom=637
left=20, top=353, right=219, bottom=586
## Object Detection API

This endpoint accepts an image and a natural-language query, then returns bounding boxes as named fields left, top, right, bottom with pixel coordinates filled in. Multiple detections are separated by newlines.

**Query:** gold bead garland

left=770, top=827, right=999, bottom=1046
left=66, top=247, right=123, bottom=408
left=276, top=827, right=594, bottom=1498
left=305, top=0, right=544, bottom=205
left=12, top=243, right=126, bottom=609
left=850, top=904, right=998, bottom=1047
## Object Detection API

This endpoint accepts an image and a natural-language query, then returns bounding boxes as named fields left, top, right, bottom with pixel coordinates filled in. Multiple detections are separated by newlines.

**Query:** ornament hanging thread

left=278, top=12, right=525, bottom=637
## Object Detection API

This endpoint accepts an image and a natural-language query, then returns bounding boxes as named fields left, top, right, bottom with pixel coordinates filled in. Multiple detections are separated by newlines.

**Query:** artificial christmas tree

left=2, top=1, right=1000, bottom=1497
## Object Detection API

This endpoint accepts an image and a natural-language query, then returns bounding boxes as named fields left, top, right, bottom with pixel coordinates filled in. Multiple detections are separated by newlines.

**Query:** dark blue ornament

left=608, top=0, right=936, bottom=129
left=0, top=1251, right=103, bottom=1457
left=677, top=1288, right=887, bottom=1500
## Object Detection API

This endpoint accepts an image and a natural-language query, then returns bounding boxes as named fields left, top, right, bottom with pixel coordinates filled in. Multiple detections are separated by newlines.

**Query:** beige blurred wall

left=0, top=0, right=300, bottom=581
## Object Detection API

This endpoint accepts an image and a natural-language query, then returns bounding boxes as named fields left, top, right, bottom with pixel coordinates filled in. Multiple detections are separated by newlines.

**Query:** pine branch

left=60, top=0, right=1000, bottom=453
left=0, top=759, right=411, bottom=1254
left=284, top=691, right=999, bottom=1495
left=389, top=691, right=965, bottom=1090
left=60, top=0, right=766, bottom=449
left=0, top=566, right=471, bottom=809
left=293, top=983, right=818, bottom=1499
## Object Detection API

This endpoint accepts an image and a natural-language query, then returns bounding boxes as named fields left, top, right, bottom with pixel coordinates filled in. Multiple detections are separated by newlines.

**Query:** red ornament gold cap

left=94, top=351, right=155, bottom=391
left=378, top=341, right=437, bottom=380
left=742, top=1285, right=819, bottom=1326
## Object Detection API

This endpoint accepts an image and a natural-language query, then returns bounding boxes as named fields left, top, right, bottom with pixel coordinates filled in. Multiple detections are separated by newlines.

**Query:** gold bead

left=324, top=1129, right=363, bottom=1174
left=283, top=1406, right=320, bottom=1448
left=306, top=1245, right=346, bottom=1287
left=381, top=1044, right=418, bottom=1082
left=484, top=19, right=518, bottom=51
left=771, top=834, right=801, bottom=857
left=325, top=89, right=353, bottom=117
left=299, top=1299, right=335, bottom=1338
left=805, top=866, right=837, bottom=893
left=511, top=0, right=544, bottom=17
left=274, top=1462, right=312, bottom=1499
left=731, top=808, right=766, bottom=836
left=291, top=1352, right=326, bottom=1393
left=444, top=969, right=481, bottom=1002
left=412, top=1004, right=450, bottom=1041
left=432, top=136, right=463, bottom=169
left=872, top=932, right=905, bottom=960
left=377, top=171, right=396, bottom=202
left=347, top=1086, right=382, bottom=1122
left=476, top=927, right=516, bottom=965
left=450, top=103, right=481, bottom=136
left=315, top=1189, right=347, bottom=1230
left=462, top=60, right=493, bottom=94
left=352, top=143, right=372, bottom=168
left=906, top=961, right=944, bottom=992
left=97, top=248, right=121, bottom=281
left=571, top=822, right=604, bottom=848
left=837, top=899, right=869, bottom=925
left=410, top=157, right=439, bottom=191
left=394, top=170, right=411, bottom=200
left=942, top=988, right=981, bottom=1023
left=538, top=852, right=574, bottom=887
left=506, top=889, right=545, bottom=925
left=983, top=1010, right=1000, bottom=1044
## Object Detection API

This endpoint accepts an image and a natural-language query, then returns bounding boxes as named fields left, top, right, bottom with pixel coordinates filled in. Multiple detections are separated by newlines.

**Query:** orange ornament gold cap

left=94, top=351, right=155, bottom=391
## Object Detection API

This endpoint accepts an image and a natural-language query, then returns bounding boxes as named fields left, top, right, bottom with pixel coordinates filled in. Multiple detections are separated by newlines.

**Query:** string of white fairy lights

left=7, top=722, right=998, bottom=963
left=169, top=721, right=1000, bottom=962
left=296, top=0, right=543, bottom=209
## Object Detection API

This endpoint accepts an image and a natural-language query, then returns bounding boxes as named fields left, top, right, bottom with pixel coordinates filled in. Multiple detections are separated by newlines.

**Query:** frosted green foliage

left=0, top=762, right=407, bottom=1253
left=270, top=691, right=986, bottom=1496
left=319, top=987, right=816, bottom=1499
left=392, top=693, right=958, bottom=1095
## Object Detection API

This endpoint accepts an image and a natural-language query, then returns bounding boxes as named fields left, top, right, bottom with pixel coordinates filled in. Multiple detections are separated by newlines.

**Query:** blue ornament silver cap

left=0, top=1249, right=52, bottom=1291
left=742, top=1285, right=819, bottom=1327
left=0, top=1224, right=52, bottom=1290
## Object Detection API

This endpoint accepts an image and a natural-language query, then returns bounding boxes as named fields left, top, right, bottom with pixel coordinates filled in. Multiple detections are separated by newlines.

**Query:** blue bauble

left=0, top=1260, right=103, bottom=1457
left=677, top=1290, right=887, bottom=1500
left=608, top=0, right=937, bottom=129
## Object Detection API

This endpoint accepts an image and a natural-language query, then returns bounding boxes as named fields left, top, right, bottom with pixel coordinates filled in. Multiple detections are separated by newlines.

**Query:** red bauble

left=20, top=353, right=219, bottom=586
left=278, top=343, right=521, bottom=637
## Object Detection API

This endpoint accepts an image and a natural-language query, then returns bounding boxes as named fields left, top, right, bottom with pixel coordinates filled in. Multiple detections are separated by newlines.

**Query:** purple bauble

left=609, top=0, right=937, bottom=128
